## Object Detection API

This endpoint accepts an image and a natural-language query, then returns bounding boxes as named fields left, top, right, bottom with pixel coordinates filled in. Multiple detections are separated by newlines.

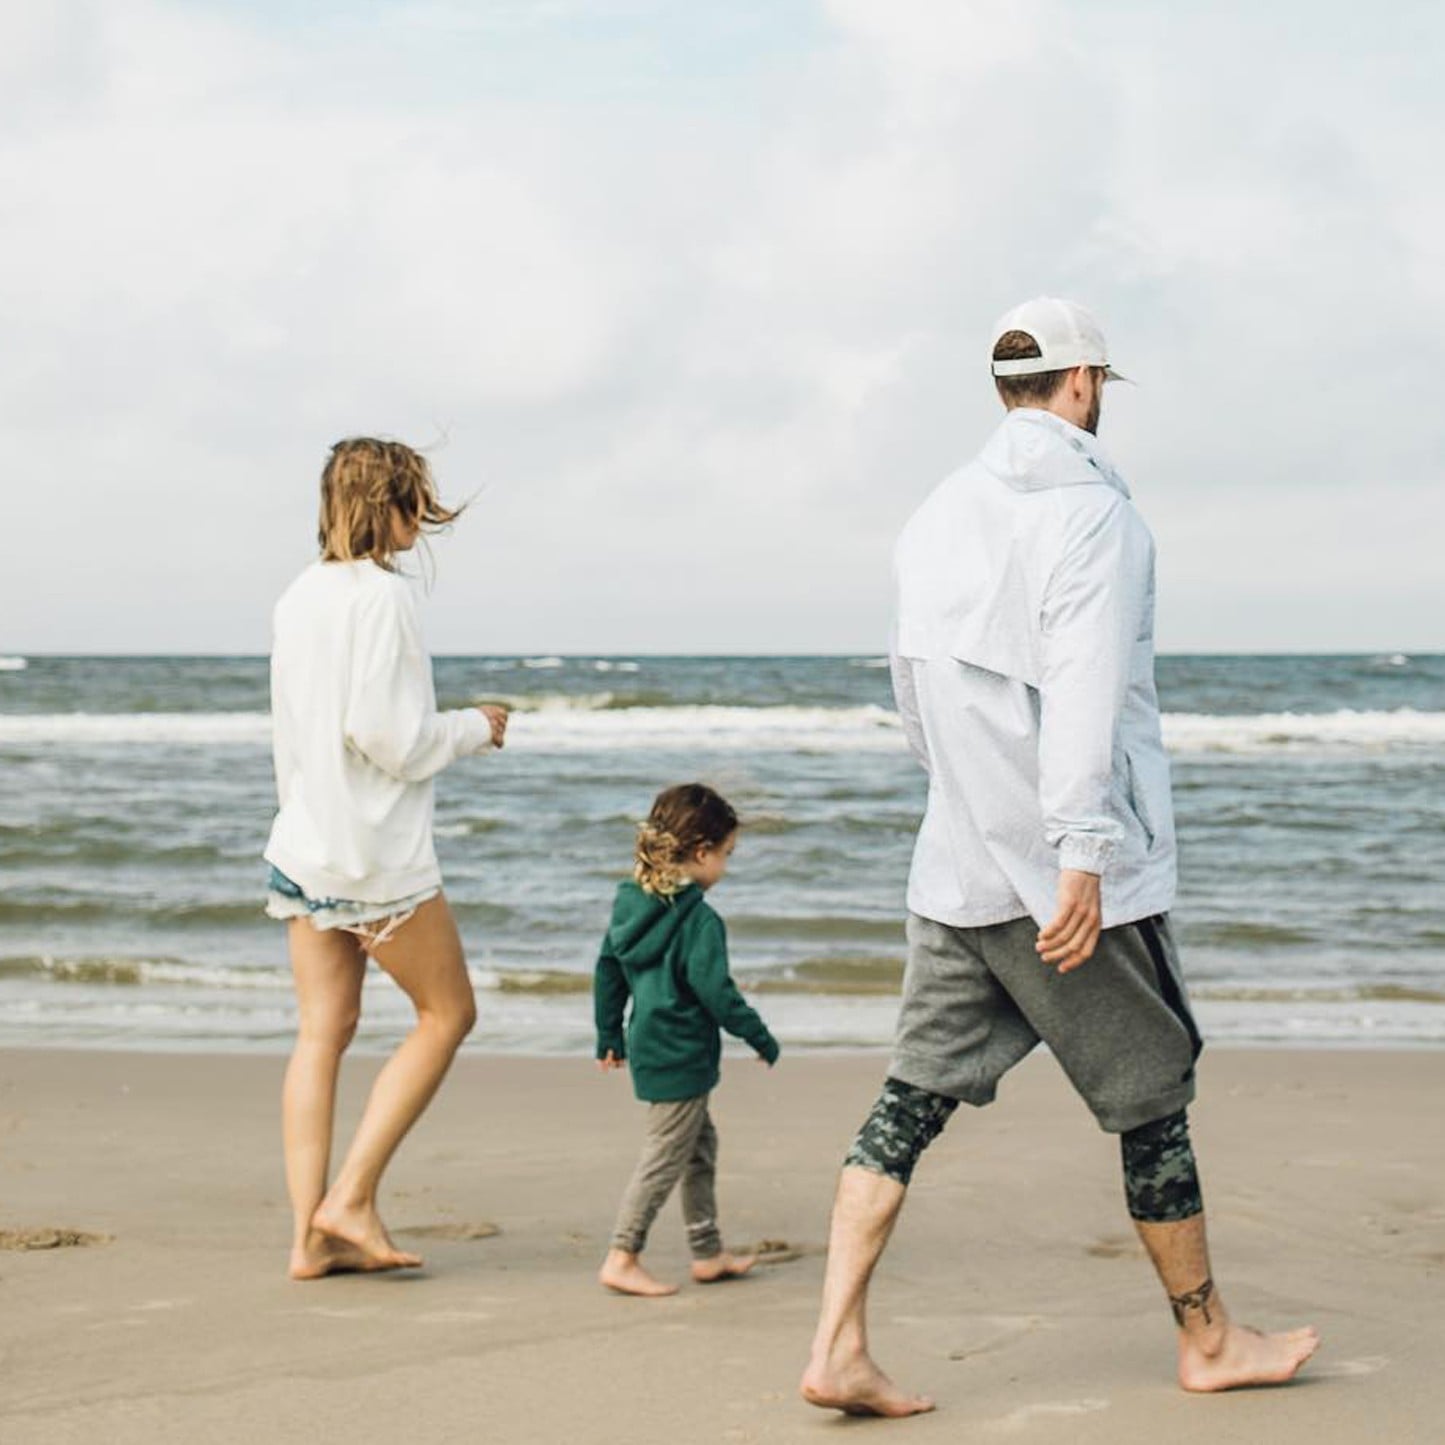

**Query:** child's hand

left=478, top=704, right=510, bottom=748
left=597, top=1050, right=626, bottom=1072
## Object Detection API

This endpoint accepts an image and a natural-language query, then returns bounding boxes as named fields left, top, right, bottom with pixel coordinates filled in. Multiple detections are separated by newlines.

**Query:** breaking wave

left=2, top=706, right=1443, bottom=754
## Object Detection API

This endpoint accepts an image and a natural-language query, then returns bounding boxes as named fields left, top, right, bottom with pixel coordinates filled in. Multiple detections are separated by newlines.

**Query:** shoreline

left=3, top=1035, right=1445, bottom=1057
left=1, top=1047, right=1439, bottom=1442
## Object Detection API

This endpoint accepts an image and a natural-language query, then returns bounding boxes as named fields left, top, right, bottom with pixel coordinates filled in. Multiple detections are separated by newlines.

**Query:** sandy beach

left=0, top=1047, right=1439, bottom=1443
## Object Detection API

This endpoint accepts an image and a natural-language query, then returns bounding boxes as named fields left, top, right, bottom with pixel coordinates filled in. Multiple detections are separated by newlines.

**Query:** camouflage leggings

left=1120, top=1107, right=1204, bottom=1222
left=845, top=1077, right=1203, bottom=1222
left=843, top=1077, right=957, bottom=1187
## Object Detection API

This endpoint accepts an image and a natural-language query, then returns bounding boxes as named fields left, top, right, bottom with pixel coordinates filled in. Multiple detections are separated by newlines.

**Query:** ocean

left=1, top=653, right=1442, bottom=1054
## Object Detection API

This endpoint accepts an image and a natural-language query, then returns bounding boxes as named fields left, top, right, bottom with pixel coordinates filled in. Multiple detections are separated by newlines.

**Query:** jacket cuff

left=459, top=708, right=499, bottom=753
left=596, top=1036, right=625, bottom=1060
left=1057, top=833, right=1114, bottom=874
left=757, top=1034, right=780, bottom=1066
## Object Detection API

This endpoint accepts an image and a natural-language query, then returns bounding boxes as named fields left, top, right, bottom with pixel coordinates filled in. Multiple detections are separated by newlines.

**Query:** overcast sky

left=3, top=1, right=1442, bottom=655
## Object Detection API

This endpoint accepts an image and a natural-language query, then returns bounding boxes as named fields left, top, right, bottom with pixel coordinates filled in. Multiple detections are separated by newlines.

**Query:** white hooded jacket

left=891, top=407, right=1176, bottom=930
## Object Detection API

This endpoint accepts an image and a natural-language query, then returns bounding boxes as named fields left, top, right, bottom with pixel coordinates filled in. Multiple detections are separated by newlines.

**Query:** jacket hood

left=607, top=880, right=703, bottom=968
left=980, top=408, right=1131, bottom=498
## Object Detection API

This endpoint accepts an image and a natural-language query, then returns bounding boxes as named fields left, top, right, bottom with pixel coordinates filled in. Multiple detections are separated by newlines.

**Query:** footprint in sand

left=0, top=1228, right=112, bottom=1251
left=1085, top=1234, right=1145, bottom=1260
left=396, top=1222, right=500, bottom=1241
left=992, top=1397, right=1109, bottom=1431
left=948, top=1315, right=1049, bottom=1361
left=1311, top=1356, right=1388, bottom=1380
left=295, top=1305, right=385, bottom=1320
left=739, top=1238, right=814, bottom=1266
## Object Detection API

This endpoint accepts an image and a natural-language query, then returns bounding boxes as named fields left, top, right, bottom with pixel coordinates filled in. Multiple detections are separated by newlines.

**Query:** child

left=594, top=782, right=780, bottom=1297
left=265, top=437, right=508, bottom=1280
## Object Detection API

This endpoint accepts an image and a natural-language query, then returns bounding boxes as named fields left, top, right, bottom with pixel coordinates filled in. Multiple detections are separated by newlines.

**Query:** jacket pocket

left=1134, top=916, right=1203, bottom=1064
left=1124, top=751, right=1157, bottom=851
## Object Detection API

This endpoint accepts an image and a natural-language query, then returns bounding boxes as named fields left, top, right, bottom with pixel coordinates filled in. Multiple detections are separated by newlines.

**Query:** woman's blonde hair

left=318, top=437, right=462, bottom=569
left=634, top=783, right=739, bottom=897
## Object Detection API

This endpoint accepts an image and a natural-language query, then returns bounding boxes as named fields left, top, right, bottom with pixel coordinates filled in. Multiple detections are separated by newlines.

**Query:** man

left=800, top=297, right=1319, bottom=1417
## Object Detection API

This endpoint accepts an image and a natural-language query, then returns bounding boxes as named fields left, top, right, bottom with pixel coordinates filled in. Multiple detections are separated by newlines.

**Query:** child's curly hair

left=318, top=437, right=463, bottom=570
left=634, top=783, right=738, bottom=897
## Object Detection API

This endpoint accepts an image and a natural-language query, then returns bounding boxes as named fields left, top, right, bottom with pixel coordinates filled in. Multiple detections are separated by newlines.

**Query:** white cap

left=989, top=296, right=1129, bottom=382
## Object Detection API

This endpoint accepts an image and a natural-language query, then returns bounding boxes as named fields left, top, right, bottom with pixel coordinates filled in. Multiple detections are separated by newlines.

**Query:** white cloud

left=1, top=0, right=1441, bottom=653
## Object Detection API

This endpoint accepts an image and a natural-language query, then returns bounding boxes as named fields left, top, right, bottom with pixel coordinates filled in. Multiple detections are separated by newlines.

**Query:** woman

left=264, top=437, right=506, bottom=1279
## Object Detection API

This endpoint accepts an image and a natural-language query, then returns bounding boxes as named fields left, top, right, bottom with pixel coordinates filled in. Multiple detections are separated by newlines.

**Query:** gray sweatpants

left=610, top=1094, right=723, bottom=1259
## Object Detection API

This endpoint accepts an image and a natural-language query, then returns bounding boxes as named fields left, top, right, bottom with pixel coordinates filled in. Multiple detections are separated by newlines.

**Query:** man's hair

left=991, top=330, right=1071, bottom=407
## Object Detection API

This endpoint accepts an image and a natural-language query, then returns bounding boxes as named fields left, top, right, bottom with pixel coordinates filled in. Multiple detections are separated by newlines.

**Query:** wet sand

left=0, top=1048, right=1439, bottom=1442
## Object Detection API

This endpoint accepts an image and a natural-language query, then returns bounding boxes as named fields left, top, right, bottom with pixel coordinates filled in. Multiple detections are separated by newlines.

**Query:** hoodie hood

left=606, top=880, right=703, bottom=969
left=979, top=408, right=1131, bottom=498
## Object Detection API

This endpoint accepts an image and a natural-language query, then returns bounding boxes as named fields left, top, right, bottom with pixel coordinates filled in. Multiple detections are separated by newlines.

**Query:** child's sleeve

left=685, top=913, right=780, bottom=1064
left=594, top=942, right=630, bottom=1060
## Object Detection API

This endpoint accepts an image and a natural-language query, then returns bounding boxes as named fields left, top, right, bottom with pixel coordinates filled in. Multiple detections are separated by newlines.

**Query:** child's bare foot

left=691, top=1251, right=755, bottom=1284
left=599, top=1248, right=677, bottom=1297
left=1178, top=1321, right=1320, bottom=1392
left=310, top=1198, right=422, bottom=1272
left=800, top=1348, right=935, bottom=1417
left=288, top=1228, right=387, bottom=1281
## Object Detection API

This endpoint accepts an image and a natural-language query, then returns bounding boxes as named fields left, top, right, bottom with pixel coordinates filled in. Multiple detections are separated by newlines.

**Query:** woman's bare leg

left=312, top=894, right=477, bottom=1268
left=283, top=919, right=367, bottom=1279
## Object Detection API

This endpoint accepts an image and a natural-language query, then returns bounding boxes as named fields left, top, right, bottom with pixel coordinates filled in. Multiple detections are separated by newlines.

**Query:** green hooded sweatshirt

left=594, top=880, right=780, bottom=1103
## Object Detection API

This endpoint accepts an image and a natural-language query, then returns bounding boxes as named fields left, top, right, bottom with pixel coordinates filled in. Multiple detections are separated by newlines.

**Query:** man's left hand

left=1036, top=869, right=1102, bottom=973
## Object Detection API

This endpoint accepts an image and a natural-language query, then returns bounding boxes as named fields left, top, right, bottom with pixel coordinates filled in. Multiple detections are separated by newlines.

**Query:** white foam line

left=2, top=707, right=1442, bottom=753
left=1162, top=708, right=1445, bottom=752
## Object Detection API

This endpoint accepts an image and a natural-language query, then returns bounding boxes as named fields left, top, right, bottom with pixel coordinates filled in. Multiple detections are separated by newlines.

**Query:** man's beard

left=1083, top=380, right=1102, bottom=435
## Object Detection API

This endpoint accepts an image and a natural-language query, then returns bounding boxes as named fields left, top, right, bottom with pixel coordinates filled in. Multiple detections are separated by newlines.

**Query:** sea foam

left=2, top=706, right=1443, bottom=754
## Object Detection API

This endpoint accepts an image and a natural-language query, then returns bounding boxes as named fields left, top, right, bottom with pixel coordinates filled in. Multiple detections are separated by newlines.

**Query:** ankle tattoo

left=1169, top=1276, right=1215, bottom=1327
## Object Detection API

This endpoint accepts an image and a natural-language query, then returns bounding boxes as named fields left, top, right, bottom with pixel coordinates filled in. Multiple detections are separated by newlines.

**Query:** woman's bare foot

left=800, top=1351, right=935, bottom=1417
left=691, top=1251, right=755, bottom=1284
left=310, top=1198, right=422, bottom=1272
left=1179, top=1322, right=1320, bottom=1392
left=288, top=1228, right=392, bottom=1281
left=598, top=1248, right=677, bottom=1297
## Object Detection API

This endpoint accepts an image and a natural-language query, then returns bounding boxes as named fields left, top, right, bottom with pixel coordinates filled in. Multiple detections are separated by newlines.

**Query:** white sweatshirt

left=263, top=560, right=495, bottom=903
left=892, top=407, right=1177, bottom=931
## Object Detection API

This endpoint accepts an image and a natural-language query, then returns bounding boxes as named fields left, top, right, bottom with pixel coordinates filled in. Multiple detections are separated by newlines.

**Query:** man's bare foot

left=800, top=1351, right=935, bottom=1418
left=1179, top=1322, right=1320, bottom=1392
left=288, top=1228, right=390, bottom=1281
left=310, top=1198, right=422, bottom=1272
left=598, top=1248, right=677, bottom=1297
left=691, top=1251, right=755, bottom=1284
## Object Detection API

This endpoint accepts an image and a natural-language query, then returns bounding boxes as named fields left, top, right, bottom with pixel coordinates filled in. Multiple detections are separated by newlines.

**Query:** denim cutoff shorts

left=265, top=865, right=438, bottom=947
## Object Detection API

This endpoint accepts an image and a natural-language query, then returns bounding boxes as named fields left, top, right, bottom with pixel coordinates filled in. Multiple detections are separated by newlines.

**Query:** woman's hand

left=478, top=704, right=510, bottom=748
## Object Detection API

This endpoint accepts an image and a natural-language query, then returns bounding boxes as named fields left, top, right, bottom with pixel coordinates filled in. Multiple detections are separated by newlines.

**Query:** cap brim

left=1103, top=366, right=1133, bottom=385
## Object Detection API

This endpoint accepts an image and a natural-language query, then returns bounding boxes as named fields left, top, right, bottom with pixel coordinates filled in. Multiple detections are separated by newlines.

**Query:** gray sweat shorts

left=889, top=912, right=1202, bottom=1134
